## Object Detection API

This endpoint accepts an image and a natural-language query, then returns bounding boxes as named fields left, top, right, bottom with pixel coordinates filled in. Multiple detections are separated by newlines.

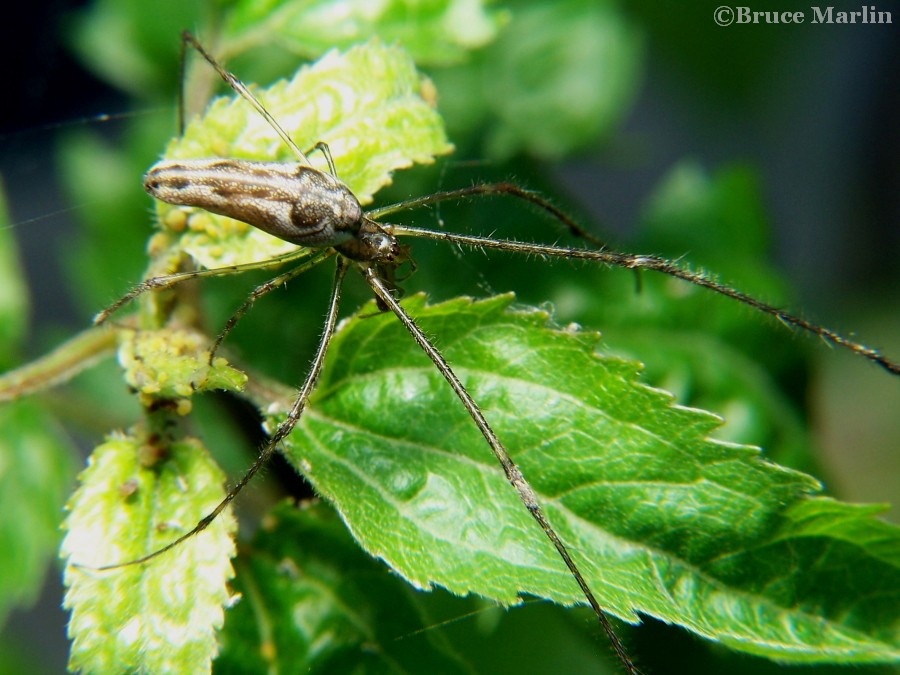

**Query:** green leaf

left=225, top=0, right=506, bottom=65
left=61, top=434, right=237, bottom=675
left=276, top=293, right=900, bottom=663
left=160, top=41, right=452, bottom=269
left=482, top=0, right=643, bottom=158
left=0, top=401, right=76, bottom=628
left=117, top=327, right=248, bottom=401
left=67, top=0, right=204, bottom=97
left=217, top=501, right=472, bottom=674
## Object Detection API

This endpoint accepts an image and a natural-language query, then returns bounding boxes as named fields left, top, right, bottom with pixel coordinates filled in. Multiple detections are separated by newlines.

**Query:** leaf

left=117, top=328, right=248, bottom=401
left=160, top=41, right=452, bottom=268
left=482, top=0, right=643, bottom=158
left=225, top=0, right=506, bottom=65
left=67, top=0, right=204, bottom=97
left=0, top=400, right=76, bottom=628
left=275, top=293, right=900, bottom=663
left=216, top=501, right=472, bottom=674
left=61, top=434, right=237, bottom=675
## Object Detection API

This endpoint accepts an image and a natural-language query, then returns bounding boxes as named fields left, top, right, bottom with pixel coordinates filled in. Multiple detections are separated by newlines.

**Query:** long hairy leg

left=84, top=257, right=350, bottom=570
left=369, top=182, right=609, bottom=249
left=94, top=248, right=320, bottom=325
left=393, top=225, right=900, bottom=376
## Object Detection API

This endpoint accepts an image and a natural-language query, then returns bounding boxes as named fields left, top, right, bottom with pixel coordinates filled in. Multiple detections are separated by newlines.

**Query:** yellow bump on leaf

left=117, top=328, right=247, bottom=402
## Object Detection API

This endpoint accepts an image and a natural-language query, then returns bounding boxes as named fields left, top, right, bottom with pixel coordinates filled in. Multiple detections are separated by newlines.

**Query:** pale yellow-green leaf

left=61, top=434, right=236, bottom=675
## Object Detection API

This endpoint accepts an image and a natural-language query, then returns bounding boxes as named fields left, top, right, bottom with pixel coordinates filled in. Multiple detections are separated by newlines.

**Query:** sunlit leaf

left=278, top=294, right=900, bottom=663
left=117, top=327, right=247, bottom=401
left=62, top=434, right=237, bottom=675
